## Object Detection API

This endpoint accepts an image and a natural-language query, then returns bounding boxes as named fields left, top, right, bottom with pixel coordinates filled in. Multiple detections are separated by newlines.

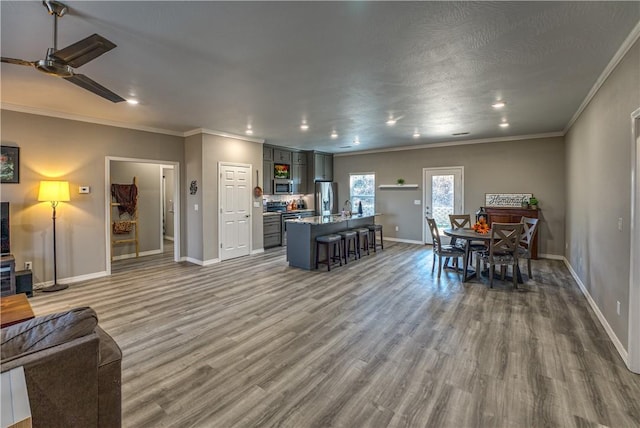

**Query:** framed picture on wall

left=0, top=146, right=19, bottom=184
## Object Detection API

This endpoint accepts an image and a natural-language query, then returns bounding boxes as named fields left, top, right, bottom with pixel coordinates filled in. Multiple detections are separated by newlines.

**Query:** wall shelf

left=379, top=184, right=419, bottom=189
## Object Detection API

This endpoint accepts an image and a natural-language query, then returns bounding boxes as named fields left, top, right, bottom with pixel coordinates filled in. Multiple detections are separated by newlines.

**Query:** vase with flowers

left=472, top=217, right=490, bottom=234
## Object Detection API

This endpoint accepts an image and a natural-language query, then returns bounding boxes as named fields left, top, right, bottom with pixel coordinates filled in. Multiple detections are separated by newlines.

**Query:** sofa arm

left=1, top=332, right=100, bottom=428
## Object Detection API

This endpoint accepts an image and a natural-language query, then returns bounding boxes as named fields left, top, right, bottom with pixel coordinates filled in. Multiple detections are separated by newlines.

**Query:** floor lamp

left=38, top=180, right=70, bottom=292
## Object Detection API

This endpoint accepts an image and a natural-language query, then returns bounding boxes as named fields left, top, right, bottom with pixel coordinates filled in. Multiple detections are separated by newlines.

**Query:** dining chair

left=475, top=222, right=524, bottom=288
left=518, top=217, right=539, bottom=278
left=448, top=214, right=486, bottom=264
left=427, top=218, right=465, bottom=279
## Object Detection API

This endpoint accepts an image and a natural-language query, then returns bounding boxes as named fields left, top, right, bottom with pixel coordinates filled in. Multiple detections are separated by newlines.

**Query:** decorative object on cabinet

left=528, top=195, right=539, bottom=209
left=38, top=180, right=71, bottom=292
left=485, top=193, right=532, bottom=207
left=110, top=177, right=139, bottom=262
left=0, top=146, right=20, bottom=183
left=475, top=207, right=488, bottom=223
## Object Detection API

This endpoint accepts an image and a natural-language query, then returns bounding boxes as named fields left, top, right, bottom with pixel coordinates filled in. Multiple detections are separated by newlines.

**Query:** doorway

left=423, top=167, right=464, bottom=244
left=219, top=162, right=251, bottom=261
left=105, top=157, right=180, bottom=274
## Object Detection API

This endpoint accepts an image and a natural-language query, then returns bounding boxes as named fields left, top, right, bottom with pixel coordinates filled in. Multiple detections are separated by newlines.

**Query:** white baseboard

left=539, top=253, right=564, bottom=260
left=163, top=236, right=174, bottom=241
left=563, top=257, right=629, bottom=364
left=112, top=249, right=162, bottom=261
left=251, top=248, right=265, bottom=255
left=383, top=237, right=423, bottom=245
left=33, top=270, right=109, bottom=290
left=182, top=257, right=220, bottom=266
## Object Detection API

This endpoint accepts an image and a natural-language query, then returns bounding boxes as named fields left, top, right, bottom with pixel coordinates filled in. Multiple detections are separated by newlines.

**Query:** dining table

left=443, top=227, right=524, bottom=283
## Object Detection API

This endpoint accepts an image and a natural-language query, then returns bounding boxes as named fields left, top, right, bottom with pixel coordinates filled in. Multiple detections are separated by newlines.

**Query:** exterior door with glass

left=423, top=167, right=463, bottom=244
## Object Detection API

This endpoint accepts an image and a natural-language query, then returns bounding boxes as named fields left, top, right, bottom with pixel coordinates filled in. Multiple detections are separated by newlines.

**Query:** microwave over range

left=273, top=179, right=293, bottom=194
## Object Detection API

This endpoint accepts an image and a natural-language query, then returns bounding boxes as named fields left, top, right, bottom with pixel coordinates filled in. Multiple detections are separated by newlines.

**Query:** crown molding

left=564, top=20, right=640, bottom=134
left=333, top=132, right=564, bottom=157
left=1, top=102, right=184, bottom=137
left=184, top=128, right=265, bottom=143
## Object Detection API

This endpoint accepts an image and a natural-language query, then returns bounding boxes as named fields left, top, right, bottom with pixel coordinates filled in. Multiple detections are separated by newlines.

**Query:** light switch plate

left=414, top=200, right=421, bottom=205
left=253, top=201, right=261, bottom=208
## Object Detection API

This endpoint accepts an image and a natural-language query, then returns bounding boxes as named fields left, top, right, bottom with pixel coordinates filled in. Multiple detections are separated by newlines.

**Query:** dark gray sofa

left=1, top=307, right=122, bottom=428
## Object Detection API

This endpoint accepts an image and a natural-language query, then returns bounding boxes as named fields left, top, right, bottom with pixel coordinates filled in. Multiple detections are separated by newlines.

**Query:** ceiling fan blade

left=1, top=57, right=35, bottom=67
left=52, top=33, right=116, bottom=68
left=63, top=74, right=125, bottom=103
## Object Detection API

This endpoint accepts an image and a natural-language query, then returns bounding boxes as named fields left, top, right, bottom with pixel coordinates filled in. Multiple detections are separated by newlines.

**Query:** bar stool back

left=315, top=234, right=343, bottom=271
left=367, top=224, right=383, bottom=252
left=338, top=230, right=358, bottom=263
left=355, top=228, right=370, bottom=257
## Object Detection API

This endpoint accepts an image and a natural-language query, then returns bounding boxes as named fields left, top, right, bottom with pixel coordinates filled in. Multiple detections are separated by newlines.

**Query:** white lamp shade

left=38, top=181, right=70, bottom=202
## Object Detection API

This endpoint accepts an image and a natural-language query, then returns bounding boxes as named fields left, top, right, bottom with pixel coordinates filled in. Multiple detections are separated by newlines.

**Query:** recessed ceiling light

left=413, top=130, right=420, bottom=138
left=245, top=124, right=253, bottom=135
left=386, top=117, right=397, bottom=126
left=300, top=120, right=309, bottom=131
left=353, top=136, right=360, bottom=145
left=126, top=99, right=139, bottom=105
left=492, top=101, right=506, bottom=108
left=330, top=130, right=338, bottom=139
left=499, top=122, right=509, bottom=128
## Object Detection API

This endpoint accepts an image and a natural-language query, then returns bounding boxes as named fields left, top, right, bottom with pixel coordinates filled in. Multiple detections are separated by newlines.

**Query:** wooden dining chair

left=448, top=214, right=486, bottom=264
left=518, top=217, right=539, bottom=278
left=427, top=218, right=465, bottom=279
left=475, top=222, right=524, bottom=288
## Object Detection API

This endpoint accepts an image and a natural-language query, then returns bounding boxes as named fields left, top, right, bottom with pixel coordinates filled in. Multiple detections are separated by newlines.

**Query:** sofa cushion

left=1, top=307, right=98, bottom=360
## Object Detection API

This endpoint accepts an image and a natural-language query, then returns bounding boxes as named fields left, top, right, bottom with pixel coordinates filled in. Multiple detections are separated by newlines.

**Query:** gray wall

left=111, top=161, right=162, bottom=258
left=0, top=110, right=185, bottom=284
left=565, top=39, right=640, bottom=349
left=334, top=136, right=566, bottom=256
left=163, top=167, right=175, bottom=240
left=184, top=132, right=263, bottom=263
left=185, top=134, right=204, bottom=261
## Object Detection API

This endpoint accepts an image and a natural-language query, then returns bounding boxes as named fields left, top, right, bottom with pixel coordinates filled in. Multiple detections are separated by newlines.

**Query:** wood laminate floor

left=27, top=241, right=640, bottom=427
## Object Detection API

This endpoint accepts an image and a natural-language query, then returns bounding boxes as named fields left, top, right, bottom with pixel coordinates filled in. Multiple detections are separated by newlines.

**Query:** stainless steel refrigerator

left=315, top=182, right=338, bottom=216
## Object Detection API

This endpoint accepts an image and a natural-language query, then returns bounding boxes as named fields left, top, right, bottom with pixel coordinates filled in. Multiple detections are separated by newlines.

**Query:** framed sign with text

left=485, top=193, right=532, bottom=207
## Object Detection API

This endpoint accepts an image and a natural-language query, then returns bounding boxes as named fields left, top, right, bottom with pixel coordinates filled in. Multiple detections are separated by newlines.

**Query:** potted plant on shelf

left=396, top=178, right=405, bottom=186
left=529, top=195, right=539, bottom=209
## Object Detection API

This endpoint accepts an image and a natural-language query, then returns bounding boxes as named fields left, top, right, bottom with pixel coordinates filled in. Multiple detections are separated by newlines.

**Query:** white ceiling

left=1, top=1, right=639, bottom=153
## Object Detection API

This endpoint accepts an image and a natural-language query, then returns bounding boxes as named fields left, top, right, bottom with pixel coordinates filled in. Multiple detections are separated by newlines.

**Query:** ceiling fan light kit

left=1, top=1, right=125, bottom=103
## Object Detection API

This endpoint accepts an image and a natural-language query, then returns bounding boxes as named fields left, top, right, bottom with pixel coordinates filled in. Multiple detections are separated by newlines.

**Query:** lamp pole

left=42, top=200, right=68, bottom=292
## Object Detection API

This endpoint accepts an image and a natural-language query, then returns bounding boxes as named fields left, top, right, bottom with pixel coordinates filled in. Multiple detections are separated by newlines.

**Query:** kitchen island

left=285, top=214, right=376, bottom=270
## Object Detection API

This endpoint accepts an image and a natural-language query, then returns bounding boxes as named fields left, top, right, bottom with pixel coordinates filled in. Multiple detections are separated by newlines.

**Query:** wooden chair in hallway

left=427, top=218, right=465, bottom=279
left=518, top=217, right=539, bottom=278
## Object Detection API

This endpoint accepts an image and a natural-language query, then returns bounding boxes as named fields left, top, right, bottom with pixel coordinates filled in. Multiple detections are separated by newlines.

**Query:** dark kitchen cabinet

left=312, top=152, right=333, bottom=181
left=263, top=214, right=282, bottom=248
left=263, top=146, right=273, bottom=161
left=273, top=149, right=292, bottom=164
left=292, top=163, right=307, bottom=194
left=263, top=160, right=273, bottom=195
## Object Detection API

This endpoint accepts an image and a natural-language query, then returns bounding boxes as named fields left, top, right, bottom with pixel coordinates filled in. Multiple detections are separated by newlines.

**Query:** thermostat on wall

left=79, top=186, right=90, bottom=194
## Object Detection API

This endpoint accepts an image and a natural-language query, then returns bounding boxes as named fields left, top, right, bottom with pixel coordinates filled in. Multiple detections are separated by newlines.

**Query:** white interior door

left=219, top=163, right=251, bottom=261
left=423, top=167, right=463, bottom=244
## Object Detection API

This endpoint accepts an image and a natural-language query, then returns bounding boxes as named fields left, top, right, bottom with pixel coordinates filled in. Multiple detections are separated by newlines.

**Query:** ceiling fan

left=1, top=0, right=125, bottom=103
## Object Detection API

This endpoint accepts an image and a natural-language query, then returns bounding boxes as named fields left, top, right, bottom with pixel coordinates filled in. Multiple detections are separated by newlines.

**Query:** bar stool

left=355, top=228, right=370, bottom=257
left=315, top=234, right=343, bottom=271
left=367, top=224, right=384, bottom=252
left=338, top=230, right=358, bottom=263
